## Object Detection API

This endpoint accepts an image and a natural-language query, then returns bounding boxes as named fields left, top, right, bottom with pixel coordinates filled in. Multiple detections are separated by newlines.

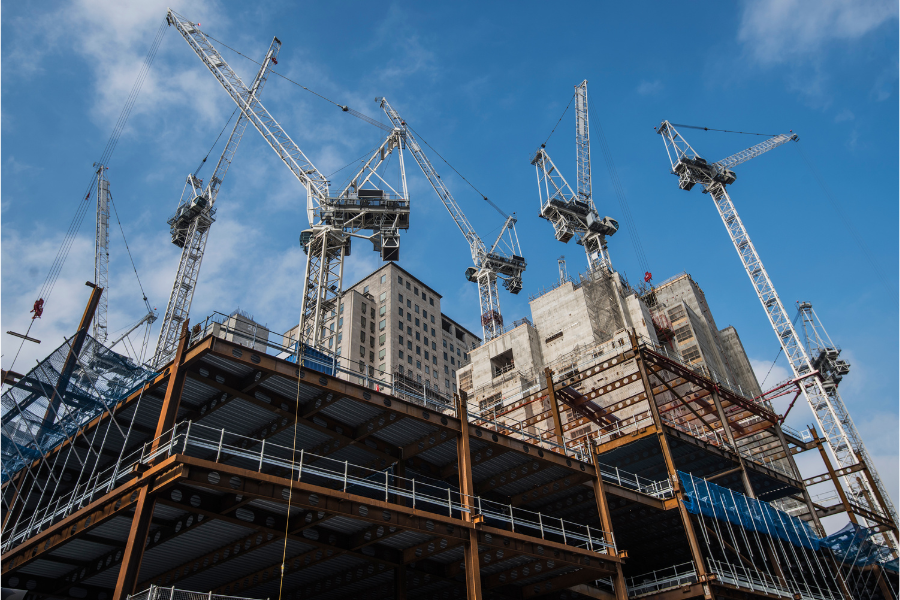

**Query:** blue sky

left=2, top=1, right=897, bottom=520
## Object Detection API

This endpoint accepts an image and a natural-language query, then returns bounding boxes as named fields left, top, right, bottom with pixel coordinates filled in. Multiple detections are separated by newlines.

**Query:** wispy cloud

left=738, top=0, right=898, bottom=66
left=834, top=109, right=855, bottom=123
left=636, top=80, right=663, bottom=96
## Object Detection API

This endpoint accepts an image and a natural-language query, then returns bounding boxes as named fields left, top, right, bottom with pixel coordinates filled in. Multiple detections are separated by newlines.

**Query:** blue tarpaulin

left=820, top=522, right=898, bottom=573
left=678, top=471, right=821, bottom=550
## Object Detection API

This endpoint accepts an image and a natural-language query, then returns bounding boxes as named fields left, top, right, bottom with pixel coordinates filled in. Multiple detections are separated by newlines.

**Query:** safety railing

left=466, top=412, right=590, bottom=463
left=706, top=558, right=840, bottom=600
left=128, top=585, right=259, bottom=600
left=595, top=459, right=674, bottom=499
left=625, top=561, right=698, bottom=597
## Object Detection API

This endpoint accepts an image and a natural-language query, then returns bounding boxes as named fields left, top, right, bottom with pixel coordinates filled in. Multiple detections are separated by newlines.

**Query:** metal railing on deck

left=128, top=586, right=260, bottom=600
left=625, top=561, right=698, bottom=597
left=706, top=558, right=839, bottom=600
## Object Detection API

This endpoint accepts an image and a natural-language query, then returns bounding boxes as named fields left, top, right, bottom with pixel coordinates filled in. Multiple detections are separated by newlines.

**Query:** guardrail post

left=216, top=428, right=225, bottom=462
left=183, top=420, right=192, bottom=454
left=539, top=512, right=544, bottom=539
left=509, top=505, right=515, bottom=532
left=560, top=518, right=566, bottom=544
left=298, top=449, right=304, bottom=480
left=385, top=470, right=389, bottom=502
left=258, top=439, right=266, bottom=472
left=343, top=461, right=349, bottom=492
left=448, top=488, right=452, bottom=517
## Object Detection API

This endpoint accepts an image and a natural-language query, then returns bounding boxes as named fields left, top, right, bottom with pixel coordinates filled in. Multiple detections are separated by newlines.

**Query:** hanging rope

left=671, top=123, right=779, bottom=137
left=542, top=92, right=576, bottom=148
left=194, top=107, right=238, bottom=177
left=108, top=192, right=151, bottom=310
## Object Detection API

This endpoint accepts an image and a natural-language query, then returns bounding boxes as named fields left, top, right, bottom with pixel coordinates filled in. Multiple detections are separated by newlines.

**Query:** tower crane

left=166, top=10, right=410, bottom=352
left=531, top=81, right=619, bottom=274
left=152, top=35, right=281, bottom=368
left=379, top=98, right=526, bottom=342
left=656, top=121, right=898, bottom=541
left=93, top=163, right=110, bottom=344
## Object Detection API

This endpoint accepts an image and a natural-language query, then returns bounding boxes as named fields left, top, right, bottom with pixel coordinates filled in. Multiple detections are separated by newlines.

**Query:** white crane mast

left=379, top=98, right=525, bottom=342
left=167, top=10, right=410, bottom=353
left=656, top=121, right=897, bottom=542
left=152, top=34, right=281, bottom=368
left=532, top=80, right=618, bottom=274
left=93, top=164, right=110, bottom=343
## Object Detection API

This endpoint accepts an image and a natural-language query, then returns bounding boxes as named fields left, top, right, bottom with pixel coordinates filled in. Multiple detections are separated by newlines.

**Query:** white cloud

left=738, top=0, right=898, bottom=66
left=749, top=357, right=790, bottom=390
left=636, top=80, right=663, bottom=96
left=833, top=109, right=855, bottom=123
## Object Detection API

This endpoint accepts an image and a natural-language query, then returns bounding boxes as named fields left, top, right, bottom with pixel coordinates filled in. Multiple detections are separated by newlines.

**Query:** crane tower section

left=379, top=97, right=525, bottom=342
left=531, top=80, right=618, bottom=274
left=656, top=121, right=897, bottom=541
left=152, top=35, right=281, bottom=368
left=93, top=164, right=110, bottom=344
left=167, top=10, right=410, bottom=352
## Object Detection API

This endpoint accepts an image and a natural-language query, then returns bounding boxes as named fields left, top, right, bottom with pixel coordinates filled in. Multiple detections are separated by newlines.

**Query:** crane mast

left=656, top=121, right=898, bottom=542
left=152, top=35, right=281, bottom=368
left=532, top=80, right=618, bottom=274
left=167, top=10, right=410, bottom=352
left=379, top=98, right=525, bottom=342
left=93, top=164, right=110, bottom=344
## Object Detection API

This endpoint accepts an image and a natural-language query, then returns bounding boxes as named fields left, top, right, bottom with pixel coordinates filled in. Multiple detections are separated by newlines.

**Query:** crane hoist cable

left=671, top=123, right=780, bottom=137
left=194, top=107, right=239, bottom=177
left=542, top=91, right=576, bottom=148
left=108, top=193, right=152, bottom=313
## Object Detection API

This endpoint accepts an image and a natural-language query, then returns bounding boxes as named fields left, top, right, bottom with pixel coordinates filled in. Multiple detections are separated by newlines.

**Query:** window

left=431, top=327, right=435, bottom=336
left=399, top=293, right=404, bottom=302
left=425, top=351, right=430, bottom=360
left=407, top=355, right=412, bottom=364
left=445, top=379, right=450, bottom=388
left=340, top=304, right=344, bottom=313
left=370, top=351, right=374, bottom=362
left=449, top=344, right=454, bottom=353
left=432, top=342, right=436, bottom=350
left=369, top=335, right=374, bottom=348
left=359, top=360, right=365, bottom=372
left=444, top=366, right=449, bottom=374
left=416, top=345, right=421, bottom=355
left=415, top=331, right=420, bottom=341
left=398, top=320, right=403, bottom=330
left=423, top=310, right=427, bottom=319
left=407, top=299, right=411, bottom=308
left=415, top=305, right=420, bottom=314
left=364, top=285, right=369, bottom=294
left=442, top=320, right=452, bottom=333
left=381, top=274, right=387, bottom=284
left=379, top=349, right=386, bottom=360
left=379, top=319, right=386, bottom=330
left=451, top=356, right=455, bottom=366
left=425, top=366, right=430, bottom=375
left=444, top=352, right=448, bottom=360
left=443, top=339, right=447, bottom=348
left=362, top=303, right=367, bottom=313
left=407, top=326, right=412, bottom=335
left=668, top=306, right=686, bottom=322
left=339, top=317, right=343, bottom=327
left=370, top=322, right=375, bottom=334
left=398, top=275, right=403, bottom=284
left=379, top=363, right=385, bottom=373
left=457, top=349, right=461, bottom=357
left=452, top=370, right=456, bottom=378
left=417, top=374, right=422, bottom=383
left=399, top=335, right=404, bottom=344
left=379, top=306, right=386, bottom=316
left=432, top=356, right=436, bottom=364
left=415, top=318, right=420, bottom=327
left=682, top=345, right=702, bottom=363
left=407, top=313, right=411, bottom=322
left=360, top=331, right=366, bottom=342
left=337, top=333, right=342, bottom=343
left=406, top=282, right=410, bottom=290
left=674, top=324, right=693, bottom=343
left=328, top=338, right=333, bottom=348
left=414, top=286, right=418, bottom=295
left=359, top=345, right=365, bottom=357
left=399, top=350, right=404, bottom=359
left=380, top=292, right=386, bottom=303
left=416, top=361, right=422, bottom=370
left=407, top=341, right=412, bottom=350
left=336, top=347, right=342, bottom=356
left=361, top=317, right=367, bottom=328
left=379, top=333, right=386, bottom=345
left=430, top=298, right=434, bottom=306
left=430, top=315, right=435, bottom=324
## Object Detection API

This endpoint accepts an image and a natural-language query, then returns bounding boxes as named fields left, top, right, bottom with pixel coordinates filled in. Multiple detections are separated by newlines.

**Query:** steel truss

left=532, top=80, right=618, bottom=275
left=153, top=36, right=282, bottom=367
left=656, top=121, right=897, bottom=543
left=94, top=164, right=110, bottom=344
left=168, top=10, right=410, bottom=351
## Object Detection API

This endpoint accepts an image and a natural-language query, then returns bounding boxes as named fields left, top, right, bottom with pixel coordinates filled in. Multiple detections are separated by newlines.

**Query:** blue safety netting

left=678, top=471, right=821, bottom=550
left=820, top=522, right=898, bottom=573
left=1, top=335, right=157, bottom=482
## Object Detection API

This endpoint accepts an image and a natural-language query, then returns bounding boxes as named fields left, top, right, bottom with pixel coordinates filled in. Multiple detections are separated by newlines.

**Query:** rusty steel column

left=812, top=427, right=857, bottom=525
left=111, top=485, right=155, bottom=600
left=856, top=453, right=899, bottom=544
left=634, top=347, right=711, bottom=596
left=394, top=565, right=407, bottom=600
left=544, top=367, right=565, bottom=446
left=456, top=391, right=483, bottom=600
left=709, top=388, right=755, bottom=499
left=589, top=439, right=627, bottom=600
left=774, top=425, right=825, bottom=536
left=112, top=322, right=191, bottom=600
left=149, top=320, right=191, bottom=458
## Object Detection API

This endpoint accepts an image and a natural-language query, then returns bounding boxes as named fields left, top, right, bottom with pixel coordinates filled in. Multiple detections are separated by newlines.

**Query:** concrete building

left=284, top=263, right=480, bottom=404
left=204, top=308, right=270, bottom=353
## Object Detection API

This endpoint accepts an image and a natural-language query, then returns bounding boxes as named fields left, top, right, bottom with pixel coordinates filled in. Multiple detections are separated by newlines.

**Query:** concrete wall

left=719, top=326, right=762, bottom=398
left=462, top=321, right=544, bottom=410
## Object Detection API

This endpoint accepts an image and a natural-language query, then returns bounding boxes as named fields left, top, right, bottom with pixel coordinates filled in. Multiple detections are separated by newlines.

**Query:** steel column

left=456, top=391, right=483, bottom=600
left=544, top=367, right=566, bottom=446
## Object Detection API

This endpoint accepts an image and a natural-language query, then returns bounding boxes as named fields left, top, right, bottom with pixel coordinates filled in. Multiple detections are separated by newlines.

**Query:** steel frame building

left=2, top=315, right=897, bottom=600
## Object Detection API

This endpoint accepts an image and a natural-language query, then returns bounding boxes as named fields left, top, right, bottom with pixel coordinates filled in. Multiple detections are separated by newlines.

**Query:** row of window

left=398, top=274, right=435, bottom=306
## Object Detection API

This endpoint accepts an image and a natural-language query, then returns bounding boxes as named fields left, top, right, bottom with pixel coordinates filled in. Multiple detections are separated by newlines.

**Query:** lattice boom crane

left=167, top=10, right=410, bottom=352
left=152, top=33, right=281, bottom=368
left=379, top=97, right=525, bottom=342
left=656, top=120, right=898, bottom=540
left=532, top=80, right=618, bottom=274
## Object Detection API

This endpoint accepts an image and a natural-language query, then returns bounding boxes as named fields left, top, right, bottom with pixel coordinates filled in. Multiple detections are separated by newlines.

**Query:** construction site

left=1, top=8, right=897, bottom=600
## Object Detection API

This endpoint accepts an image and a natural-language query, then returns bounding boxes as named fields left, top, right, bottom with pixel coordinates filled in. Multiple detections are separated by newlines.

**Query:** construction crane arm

left=204, top=37, right=282, bottom=206
left=713, top=132, right=799, bottom=171
left=166, top=10, right=328, bottom=224
left=378, top=98, right=485, bottom=261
